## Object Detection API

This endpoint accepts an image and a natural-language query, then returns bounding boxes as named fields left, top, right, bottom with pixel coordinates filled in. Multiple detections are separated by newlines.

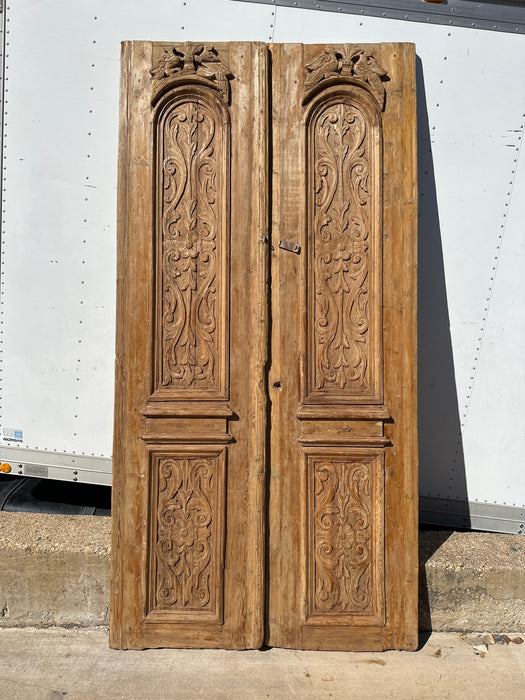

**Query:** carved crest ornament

left=304, top=47, right=387, bottom=109
left=150, top=43, right=233, bottom=103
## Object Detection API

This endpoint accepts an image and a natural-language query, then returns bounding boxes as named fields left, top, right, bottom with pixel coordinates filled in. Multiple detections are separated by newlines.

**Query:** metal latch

left=278, top=240, right=301, bottom=254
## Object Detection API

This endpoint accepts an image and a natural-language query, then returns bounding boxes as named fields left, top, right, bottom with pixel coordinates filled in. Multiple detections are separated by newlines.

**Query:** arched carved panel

left=152, top=88, right=230, bottom=399
left=305, top=88, right=383, bottom=403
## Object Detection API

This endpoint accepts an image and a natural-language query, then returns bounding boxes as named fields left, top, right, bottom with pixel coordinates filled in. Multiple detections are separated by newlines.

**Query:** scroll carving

left=304, top=47, right=387, bottom=109
left=151, top=43, right=233, bottom=103
left=308, top=99, right=380, bottom=397
left=155, top=94, right=228, bottom=395
left=309, top=458, right=373, bottom=615
left=153, top=454, right=222, bottom=614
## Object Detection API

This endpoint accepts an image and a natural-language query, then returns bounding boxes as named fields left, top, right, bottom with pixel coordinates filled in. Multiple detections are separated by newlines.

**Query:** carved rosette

left=150, top=452, right=225, bottom=620
left=307, top=454, right=383, bottom=622
left=152, top=51, right=230, bottom=398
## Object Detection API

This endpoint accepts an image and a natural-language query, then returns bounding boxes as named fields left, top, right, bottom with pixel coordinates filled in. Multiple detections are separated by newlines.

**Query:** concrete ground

left=1, top=514, right=524, bottom=698
left=0, top=627, right=524, bottom=699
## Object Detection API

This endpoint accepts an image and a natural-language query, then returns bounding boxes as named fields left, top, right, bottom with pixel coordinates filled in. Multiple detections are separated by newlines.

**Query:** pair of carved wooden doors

left=110, top=41, right=417, bottom=651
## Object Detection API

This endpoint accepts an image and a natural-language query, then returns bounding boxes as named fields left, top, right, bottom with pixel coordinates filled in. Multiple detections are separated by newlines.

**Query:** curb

left=1, top=513, right=524, bottom=632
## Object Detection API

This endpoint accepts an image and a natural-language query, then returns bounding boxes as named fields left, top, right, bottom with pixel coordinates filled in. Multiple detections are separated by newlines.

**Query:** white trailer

left=1, top=0, right=524, bottom=532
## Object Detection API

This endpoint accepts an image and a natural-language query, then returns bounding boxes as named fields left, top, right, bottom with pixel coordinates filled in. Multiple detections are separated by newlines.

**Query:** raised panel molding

left=146, top=448, right=226, bottom=624
left=152, top=76, right=230, bottom=401
left=304, top=82, right=383, bottom=404
left=306, top=451, right=384, bottom=626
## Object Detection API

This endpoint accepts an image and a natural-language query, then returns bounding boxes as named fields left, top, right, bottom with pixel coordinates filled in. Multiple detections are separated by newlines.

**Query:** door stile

left=381, top=44, right=419, bottom=647
left=267, top=43, right=307, bottom=649
left=228, top=41, right=271, bottom=649
left=110, top=41, right=155, bottom=651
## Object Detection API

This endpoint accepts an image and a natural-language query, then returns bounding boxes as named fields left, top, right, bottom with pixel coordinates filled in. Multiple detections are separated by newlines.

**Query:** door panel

left=110, top=41, right=269, bottom=650
left=268, top=43, right=417, bottom=651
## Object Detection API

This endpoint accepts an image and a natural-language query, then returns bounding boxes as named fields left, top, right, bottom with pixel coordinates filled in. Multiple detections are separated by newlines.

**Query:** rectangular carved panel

left=305, top=59, right=383, bottom=404
left=306, top=451, right=384, bottom=625
left=153, top=72, right=230, bottom=399
left=146, top=448, right=226, bottom=624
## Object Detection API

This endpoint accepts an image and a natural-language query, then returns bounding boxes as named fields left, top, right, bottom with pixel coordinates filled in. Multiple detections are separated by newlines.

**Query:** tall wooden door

left=268, top=43, right=418, bottom=651
left=110, top=41, right=270, bottom=650
left=110, top=41, right=417, bottom=651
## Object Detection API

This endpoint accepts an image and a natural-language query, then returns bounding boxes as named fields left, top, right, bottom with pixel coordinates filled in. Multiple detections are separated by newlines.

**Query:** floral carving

left=155, top=456, right=217, bottom=610
left=310, top=459, right=372, bottom=614
left=158, top=97, right=227, bottom=392
left=304, top=47, right=387, bottom=109
left=310, top=102, right=373, bottom=394
left=151, top=43, right=233, bottom=103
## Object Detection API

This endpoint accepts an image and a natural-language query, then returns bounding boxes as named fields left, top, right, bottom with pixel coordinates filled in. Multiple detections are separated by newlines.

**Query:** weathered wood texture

left=111, top=41, right=417, bottom=652
left=268, top=43, right=418, bottom=651
left=110, top=41, right=269, bottom=650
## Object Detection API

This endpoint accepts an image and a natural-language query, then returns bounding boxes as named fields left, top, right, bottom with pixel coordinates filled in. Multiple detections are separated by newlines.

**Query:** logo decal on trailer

left=2, top=428, right=23, bottom=443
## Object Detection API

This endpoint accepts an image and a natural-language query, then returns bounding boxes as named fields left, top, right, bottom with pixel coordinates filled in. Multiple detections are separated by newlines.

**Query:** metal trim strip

left=420, top=495, right=525, bottom=535
left=0, top=446, right=112, bottom=473
left=233, top=0, right=525, bottom=33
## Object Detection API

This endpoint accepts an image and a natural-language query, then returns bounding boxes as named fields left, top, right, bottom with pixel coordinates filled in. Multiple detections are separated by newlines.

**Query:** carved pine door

left=111, top=41, right=417, bottom=652
left=267, top=43, right=418, bottom=651
left=110, top=42, right=270, bottom=650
